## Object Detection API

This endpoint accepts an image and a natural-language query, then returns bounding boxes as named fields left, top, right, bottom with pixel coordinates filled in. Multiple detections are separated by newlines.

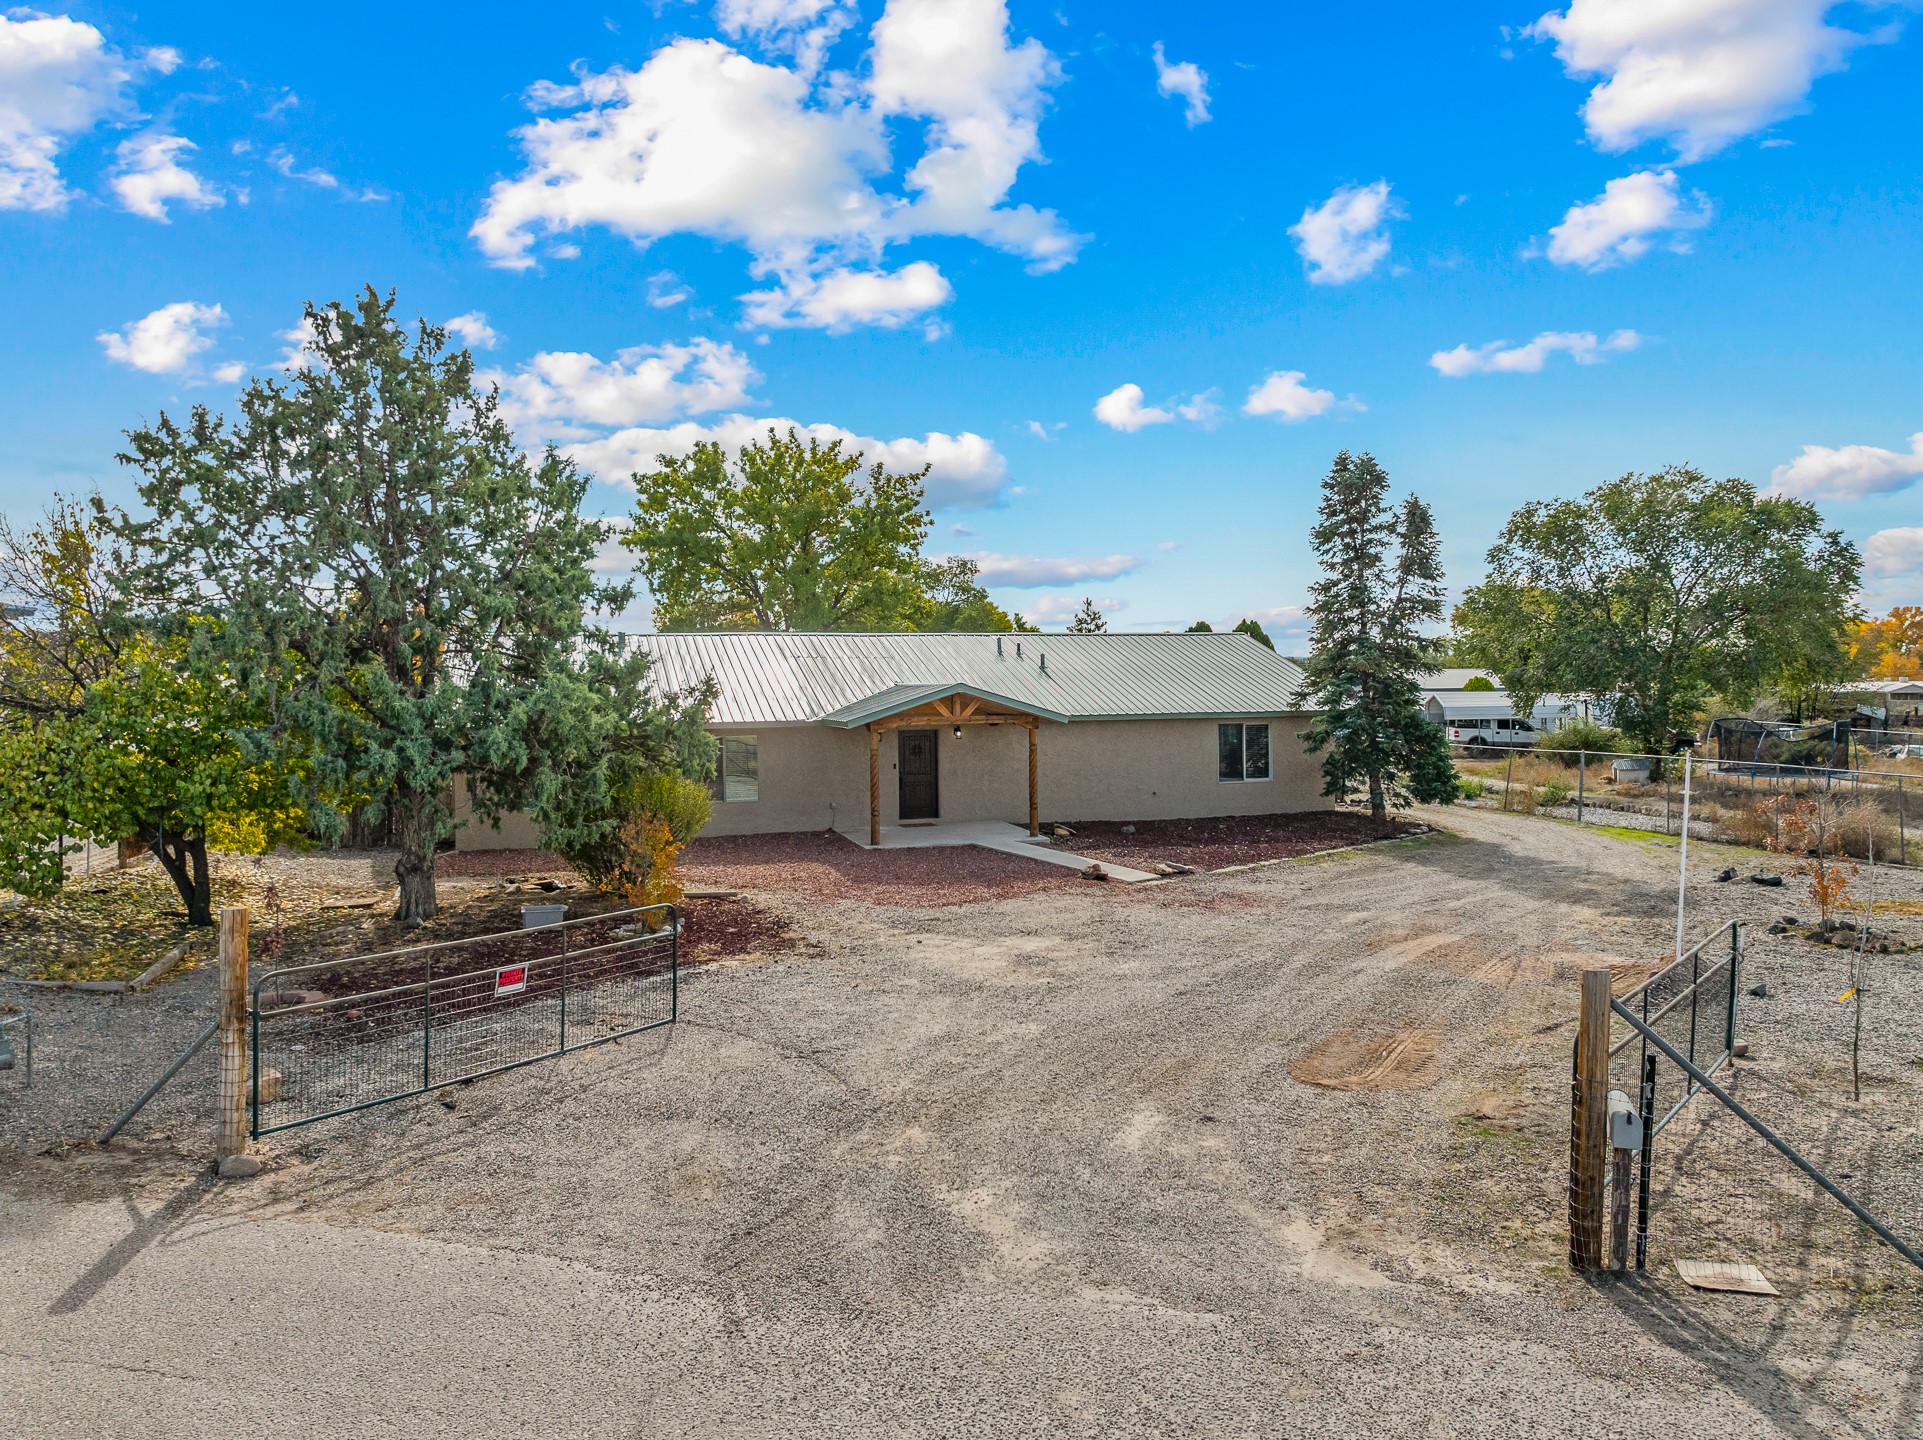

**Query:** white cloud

left=276, top=316, right=321, bottom=370
left=1024, top=419, right=1065, bottom=441
left=97, top=301, right=229, bottom=377
left=110, top=132, right=220, bottom=221
left=0, top=12, right=149, bottom=211
left=588, top=514, right=635, bottom=574
left=1094, top=383, right=1173, bottom=432
left=1545, top=169, right=1712, bottom=270
left=565, top=415, right=1009, bottom=509
left=646, top=270, right=692, bottom=308
left=1234, top=604, right=1309, bottom=638
left=266, top=145, right=385, bottom=202
left=1289, top=180, right=1402, bottom=285
left=1152, top=42, right=1210, bottom=126
left=473, top=1, right=1077, bottom=329
left=741, top=259, right=952, bottom=330
left=716, top=0, right=856, bottom=78
left=444, top=312, right=500, bottom=350
left=1176, top=390, right=1223, bottom=426
left=1768, top=433, right=1923, bottom=501
left=1429, top=328, right=1642, bottom=377
left=487, top=339, right=758, bottom=437
left=1243, top=370, right=1359, bottom=422
left=1864, top=528, right=1923, bottom=578
left=1526, top=0, right=1883, bottom=161
left=1028, top=593, right=1126, bottom=625
left=958, top=551, right=1141, bottom=587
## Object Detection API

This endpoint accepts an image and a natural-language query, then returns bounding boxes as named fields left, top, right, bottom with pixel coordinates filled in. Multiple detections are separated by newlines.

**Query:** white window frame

left=1217, top=721, right=1273, bottom=783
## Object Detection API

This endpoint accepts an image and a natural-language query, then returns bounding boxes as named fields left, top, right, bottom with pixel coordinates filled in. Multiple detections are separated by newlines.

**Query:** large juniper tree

left=115, top=289, right=702, bottom=924
left=1297, top=451, right=1456, bottom=822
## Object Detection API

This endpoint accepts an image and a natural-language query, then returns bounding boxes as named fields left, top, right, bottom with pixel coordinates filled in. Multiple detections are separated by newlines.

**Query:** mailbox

left=1607, top=1088, right=1644, bottom=1150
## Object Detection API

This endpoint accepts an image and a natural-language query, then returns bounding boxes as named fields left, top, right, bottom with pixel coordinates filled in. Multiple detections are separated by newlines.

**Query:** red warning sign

left=495, top=965, right=528, bottom=997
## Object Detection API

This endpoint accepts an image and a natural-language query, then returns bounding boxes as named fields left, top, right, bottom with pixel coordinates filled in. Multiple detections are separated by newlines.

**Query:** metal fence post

left=421, top=955, right=432, bottom=1090
left=217, top=907, right=250, bottom=1164
left=1569, top=968, right=1611, bottom=1271
left=1504, top=749, right=1515, bottom=812
left=1727, top=923, right=1741, bottom=1056
left=1577, top=750, right=1586, bottom=825
left=1635, top=1054, right=1656, bottom=1270
left=559, top=923, right=570, bottom=1056
left=670, top=904, right=680, bottom=1022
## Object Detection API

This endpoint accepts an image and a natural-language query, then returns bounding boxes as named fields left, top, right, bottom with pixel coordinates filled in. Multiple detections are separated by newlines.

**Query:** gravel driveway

left=3, top=807, right=1920, bottom=1438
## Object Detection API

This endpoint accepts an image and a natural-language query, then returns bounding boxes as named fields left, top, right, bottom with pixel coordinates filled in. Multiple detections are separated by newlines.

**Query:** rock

left=1051, top=825, right=1074, bottom=839
left=1781, top=915, right=1798, bottom=926
left=217, top=1154, right=264, bottom=1179
left=1151, top=862, right=1194, bottom=877
left=440, top=1096, right=458, bottom=1110
left=1766, top=923, right=1787, bottom=935
left=252, top=1066, right=283, bottom=1104
left=1747, top=982, right=1769, bottom=998
left=1750, top=874, right=1784, bottom=887
left=539, top=879, right=561, bottom=892
left=1715, top=866, right=1736, bottom=882
left=1080, top=863, right=1110, bottom=882
left=1732, top=1041, right=1751, bottom=1059
left=1121, top=824, right=1136, bottom=835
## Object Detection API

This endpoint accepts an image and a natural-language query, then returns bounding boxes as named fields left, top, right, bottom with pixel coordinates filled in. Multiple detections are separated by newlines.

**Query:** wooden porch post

left=1027, top=719, right=1039, bottom=836
left=868, top=724, right=881, bottom=848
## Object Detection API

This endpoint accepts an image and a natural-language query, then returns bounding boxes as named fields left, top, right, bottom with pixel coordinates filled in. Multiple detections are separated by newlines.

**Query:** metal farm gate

left=250, top=904, right=678, bottom=1136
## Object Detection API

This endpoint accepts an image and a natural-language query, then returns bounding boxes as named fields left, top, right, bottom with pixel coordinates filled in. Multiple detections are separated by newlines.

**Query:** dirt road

left=4, top=807, right=1919, bottom=1437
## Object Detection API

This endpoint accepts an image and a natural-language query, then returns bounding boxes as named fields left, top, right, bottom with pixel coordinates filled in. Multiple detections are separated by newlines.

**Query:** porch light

left=953, top=725, right=963, bottom=738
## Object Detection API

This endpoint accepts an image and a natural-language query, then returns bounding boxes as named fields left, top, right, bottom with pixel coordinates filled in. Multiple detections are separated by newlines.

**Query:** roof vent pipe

left=1016, top=641, right=1023, bottom=659
left=1040, top=652, right=1048, bottom=673
left=997, top=636, right=1003, bottom=657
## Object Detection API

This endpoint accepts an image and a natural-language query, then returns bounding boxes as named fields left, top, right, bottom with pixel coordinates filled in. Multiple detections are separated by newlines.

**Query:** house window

left=716, top=735, right=759, bottom=802
left=1218, top=722, right=1271, bottom=782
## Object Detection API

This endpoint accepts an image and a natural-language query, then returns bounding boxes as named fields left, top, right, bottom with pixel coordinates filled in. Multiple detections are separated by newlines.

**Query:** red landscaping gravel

left=1060, top=811, right=1423, bottom=871
left=439, top=849, right=578, bottom=879
left=680, top=831, right=1079, bottom=907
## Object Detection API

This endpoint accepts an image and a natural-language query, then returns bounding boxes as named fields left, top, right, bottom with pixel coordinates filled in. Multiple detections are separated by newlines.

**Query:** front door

left=898, top=728, right=939, bottom=820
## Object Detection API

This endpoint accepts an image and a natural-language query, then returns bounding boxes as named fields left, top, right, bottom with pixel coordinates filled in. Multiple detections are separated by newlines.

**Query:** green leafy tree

left=1184, top=620, right=1213, bottom=633
left=0, top=504, right=305, bottom=923
left=1067, top=598, right=1107, bottom=633
left=919, top=556, right=1024, bottom=632
left=114, top=288, right=707, bottom=925
left=1297, top=452, right=1456, bottom=823
left=627, top=428, right=938, bottom=631
left=1460, top=675, right=1496, bottom=692
left=1454, top=466, right=1860, bottom=757
left=1233, top=617, right=1275, bottom=650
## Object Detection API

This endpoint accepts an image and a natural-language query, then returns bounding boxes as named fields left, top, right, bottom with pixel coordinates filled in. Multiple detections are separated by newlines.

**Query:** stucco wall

left=454, top=714, right=1325, bottom=850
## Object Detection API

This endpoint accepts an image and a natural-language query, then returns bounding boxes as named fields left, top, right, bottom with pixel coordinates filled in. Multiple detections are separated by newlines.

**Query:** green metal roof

left=627, top=630, right=1311, bottom=726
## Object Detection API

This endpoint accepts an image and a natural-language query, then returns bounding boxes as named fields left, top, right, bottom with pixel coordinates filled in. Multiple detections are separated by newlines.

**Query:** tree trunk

left=393, top=786, right=440, bottom=926
left=1368, top=770, right=1387, bottom=826
left=141, top=821, right=214, bottom=926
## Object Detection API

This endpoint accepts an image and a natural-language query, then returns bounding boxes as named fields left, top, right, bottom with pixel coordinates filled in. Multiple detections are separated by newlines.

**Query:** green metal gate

left=250, top=904, right=678, bottom=1136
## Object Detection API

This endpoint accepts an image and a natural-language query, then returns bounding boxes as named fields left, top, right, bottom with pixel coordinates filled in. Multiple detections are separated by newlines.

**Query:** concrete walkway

left=840, top=819, right=1160, bottom=882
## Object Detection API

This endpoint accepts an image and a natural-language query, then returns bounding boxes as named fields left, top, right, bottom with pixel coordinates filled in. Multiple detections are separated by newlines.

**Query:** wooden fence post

left=216, top=906, right=255, bottom=1174
left=1569, top=967, right=1611, bottom=1270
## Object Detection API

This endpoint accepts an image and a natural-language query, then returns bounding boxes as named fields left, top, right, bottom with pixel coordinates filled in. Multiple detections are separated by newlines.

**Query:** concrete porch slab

left=838, top=820, right=1159, bottom=883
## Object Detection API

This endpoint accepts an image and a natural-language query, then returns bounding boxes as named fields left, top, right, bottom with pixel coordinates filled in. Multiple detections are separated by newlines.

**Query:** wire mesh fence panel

left=252, top=905, right=677, bottom=1135
left=1453, top=744, right=1921, bottom=867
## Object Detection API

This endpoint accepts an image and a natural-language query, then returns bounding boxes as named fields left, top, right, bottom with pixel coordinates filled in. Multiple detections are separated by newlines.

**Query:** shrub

left=554, top=768, right=712, bottom=903
left=1457, top=776, right=1486, bottom=799
left=630, top=771, right=713, bottom=847
left=1461, top=675, right=1496, bottom=692
left=1539, top=717, right=1627, bottom=755
left=1540, top=778, right=1574, bottom=808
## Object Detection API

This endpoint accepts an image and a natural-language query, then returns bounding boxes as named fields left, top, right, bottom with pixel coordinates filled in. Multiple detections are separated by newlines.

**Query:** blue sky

left=3, top=1, right=1919, bottom=637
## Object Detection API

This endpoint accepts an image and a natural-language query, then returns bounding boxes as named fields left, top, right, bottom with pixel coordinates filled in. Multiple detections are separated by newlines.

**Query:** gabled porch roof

left=820, top=682, right=1071, bottom=729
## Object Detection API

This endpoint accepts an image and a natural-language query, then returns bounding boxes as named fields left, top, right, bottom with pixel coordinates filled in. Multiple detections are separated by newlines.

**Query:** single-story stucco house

left=454, top=630, right=1325, bottom=850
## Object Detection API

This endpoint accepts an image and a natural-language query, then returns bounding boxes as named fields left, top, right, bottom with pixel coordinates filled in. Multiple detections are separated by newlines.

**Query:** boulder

left=1080, top=863, right=1110, bottom=882
left=251, top=1066, right=283, bottom=1105
left=1750, top=874, right=1785, bottom=887
left=217, top=1154, right=264, bottom=1179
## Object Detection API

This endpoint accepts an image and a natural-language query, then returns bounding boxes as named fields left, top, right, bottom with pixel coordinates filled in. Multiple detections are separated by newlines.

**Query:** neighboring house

left=1418, top=668, right=1586, bottom=740
left=455, top=631, right=1324, bottom=849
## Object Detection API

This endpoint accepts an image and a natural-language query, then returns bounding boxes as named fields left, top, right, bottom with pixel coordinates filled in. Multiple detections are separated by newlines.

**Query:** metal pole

left=421, top=956, right=432, bottom=1090
left=1578, top=750, right=1586, bottom=825
left=1504, top=748, right=1514, bottom=812
left=670, top=904, right=680, bottom=1022
left=1612, top=998, right=1923, bottom=1273
left=1675, top=750, right=1693, bottom=964
left=1635, top=1054, right=1656, bottom=1270
left=558, top=922, right=569, bottom=1056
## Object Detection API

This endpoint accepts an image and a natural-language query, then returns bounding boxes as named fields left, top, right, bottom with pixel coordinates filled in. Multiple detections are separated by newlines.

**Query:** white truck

left=1446, top=716, right=1540, bottom=749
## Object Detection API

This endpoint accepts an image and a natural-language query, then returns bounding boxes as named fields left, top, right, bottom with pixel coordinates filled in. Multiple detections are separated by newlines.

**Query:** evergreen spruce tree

left=1067, top=598, right=1107, bottom=633
left=1298, top=451, right=1456, bottom=823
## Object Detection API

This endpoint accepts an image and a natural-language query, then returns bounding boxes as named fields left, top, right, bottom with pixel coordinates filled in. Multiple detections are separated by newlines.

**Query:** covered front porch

left=821, top=683, right=1068, bottom=850
left=846, top=816, right=1160, bottom=882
